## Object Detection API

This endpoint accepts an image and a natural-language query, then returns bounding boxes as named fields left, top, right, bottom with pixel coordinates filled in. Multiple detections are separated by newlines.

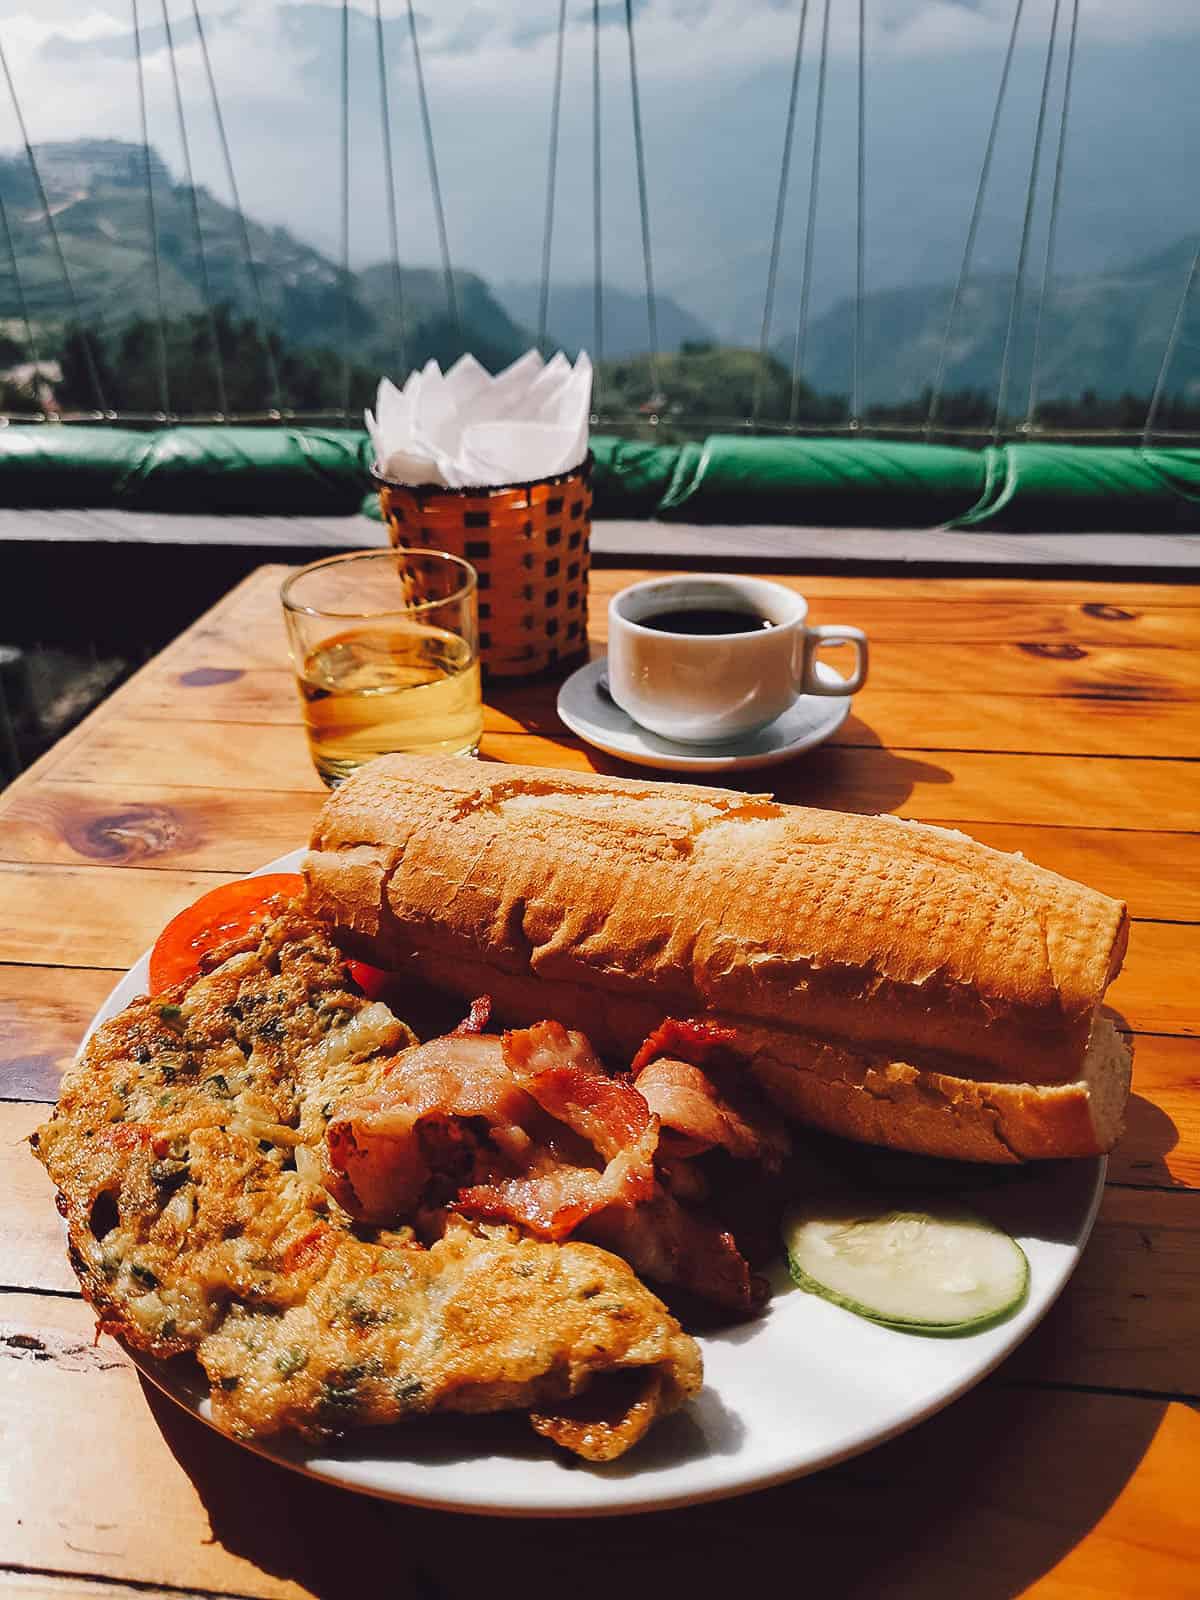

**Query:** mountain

left=494, top=280, right=716, bottom=361
left=792, top=237, right=1200, bottom=412
left=0, top=138, right=530, bottom=382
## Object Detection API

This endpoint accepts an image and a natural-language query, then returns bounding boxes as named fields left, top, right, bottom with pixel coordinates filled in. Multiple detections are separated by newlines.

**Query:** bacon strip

left=451, top=995, right=493, bottom=1036
left=630, top=1017, right=738, bottom=1077
left=456, top=1120, right=659, bottom=1241
left=635, top=1056, right=790, bottom=1170
left=504, top=1021, right=652, bottom=1158
left=584, top=1192, right=764, bottom=1314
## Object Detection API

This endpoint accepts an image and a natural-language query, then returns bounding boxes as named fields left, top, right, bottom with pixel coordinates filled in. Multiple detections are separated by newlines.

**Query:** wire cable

left=339, top=0, right=352, bottom=416
left=373, top=0, right=407, bottom=378
left=592, top=0, right=604, bottom=403
left=131, top=0, right=170, bottom=415
left=754, top=0, right=810, bottom=423
left=0, top=35, right=107, bottom=410
left=159, top=0, right=227, bottom=415
left=1143, top=236, right=1200, bottom=444
left=1025, top=0, right=1079, bottom=428
left=852, top=0, right=866, bottom=423
left=789, top=0, right=831, bottom=423
left=993, top=0, right=1063, bottom=441
left=537, top=0, right=568, bottom=355
left=407, top=0, right=459, bottom=335
left=0, top=182, right=40, bottom=377
left=926, top=0, right=1025, bottom=436
left=190, top=0, right=283, bottom=410
left=624, top=0, right=659, bottom=399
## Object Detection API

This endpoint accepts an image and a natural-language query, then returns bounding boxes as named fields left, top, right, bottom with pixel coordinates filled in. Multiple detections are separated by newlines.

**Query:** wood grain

left=1114, top=1035, right=1200, bottom=1189
left=2, top=784, right=1197, bottom=921
left=0, top=865, right=239, bottom=969
left=6, top=1094, right=1197, bottom=1323
left=481, top=734, right=1200, bottom=832
left=122, top=663, right=1200, bottom=757
left=0, top=967, right=121, bottom=1103
left=1, top=1286, right=1197, bottom=1600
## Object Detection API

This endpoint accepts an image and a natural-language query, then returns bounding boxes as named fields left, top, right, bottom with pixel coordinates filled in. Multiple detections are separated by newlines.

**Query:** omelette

left=32, top=906, right=702, bottom=1462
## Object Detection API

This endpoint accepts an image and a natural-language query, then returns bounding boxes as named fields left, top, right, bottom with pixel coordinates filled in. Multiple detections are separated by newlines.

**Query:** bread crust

left=306, top=756, right=1132, bottom=1162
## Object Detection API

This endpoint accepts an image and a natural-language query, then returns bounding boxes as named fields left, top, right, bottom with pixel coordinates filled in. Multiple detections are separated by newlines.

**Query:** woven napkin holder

left=374, top=455, right=592, bottom=681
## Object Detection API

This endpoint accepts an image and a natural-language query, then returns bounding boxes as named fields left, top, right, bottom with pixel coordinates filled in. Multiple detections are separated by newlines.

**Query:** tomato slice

left=148, top=873, right=306, bottom=994
left=345, top=959, right=393, bottom=1000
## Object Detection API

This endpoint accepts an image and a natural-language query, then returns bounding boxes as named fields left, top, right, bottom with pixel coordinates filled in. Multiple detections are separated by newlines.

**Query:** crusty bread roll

left=304, top=755, right=1132, bottom=1163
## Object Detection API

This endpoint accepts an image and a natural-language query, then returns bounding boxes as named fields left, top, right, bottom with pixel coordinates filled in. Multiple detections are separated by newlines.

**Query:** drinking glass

left=281, top=549, right=482, bottom=787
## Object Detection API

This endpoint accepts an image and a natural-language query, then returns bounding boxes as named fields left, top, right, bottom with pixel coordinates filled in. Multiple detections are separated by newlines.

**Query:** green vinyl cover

left=1, top=424, right=1199, bottom=531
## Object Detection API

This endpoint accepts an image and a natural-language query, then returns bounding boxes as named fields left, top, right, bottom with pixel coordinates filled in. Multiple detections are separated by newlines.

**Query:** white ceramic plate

left=556, top=657, right=852, bottom=772
left=81, top=849, right=1104, bottom=1518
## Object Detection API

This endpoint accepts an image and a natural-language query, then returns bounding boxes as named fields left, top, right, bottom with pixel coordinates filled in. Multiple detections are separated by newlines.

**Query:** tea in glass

left=282, top=550, right=482, bottom=786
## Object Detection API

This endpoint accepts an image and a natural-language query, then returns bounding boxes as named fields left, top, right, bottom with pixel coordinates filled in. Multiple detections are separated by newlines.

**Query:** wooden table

left=1, top=564, right=1197, bottom=1600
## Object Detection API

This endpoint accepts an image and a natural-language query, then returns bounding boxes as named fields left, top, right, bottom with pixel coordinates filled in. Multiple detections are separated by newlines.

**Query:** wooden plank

left=1, top=1101, right=78, bottom=1295
left=1107, top=923, right=1199, bottom=1038
left=0, top=967, right=120, bottom=1103
left=0, top=1285, right=1197, bottom=1599
left=4, top=1012, right=1196, bottom=1190
left=30, top=712, right=1200, bottom=831
left=3, top=786, right=1196, bottom=920
left=156, top=609, right=1200, bottom=700
left=0, top=1576, right=255, bottom=1600
left=1010, top=1187, right=1200, bottom=1394
left=118, top=661, right=1200, bottom=758
left=0, top=880, right=1191, bottom=1042
left=6, top=1082, right=1197, bottom=1315
left=0, top=785, right=324, bottom=876
left=0, top=866, right=239, bottom=970
left=1113, top=1034, right=1200, bottom=1190
left=478, top=735, right=1200, bottom=833
left=938, top=824, right=1200, bottom=924
left=0, top=1296, right=307, bottom=1600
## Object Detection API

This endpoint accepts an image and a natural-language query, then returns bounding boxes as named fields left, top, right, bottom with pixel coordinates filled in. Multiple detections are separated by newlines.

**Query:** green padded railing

left=1, top=426, right=1199, bottom=532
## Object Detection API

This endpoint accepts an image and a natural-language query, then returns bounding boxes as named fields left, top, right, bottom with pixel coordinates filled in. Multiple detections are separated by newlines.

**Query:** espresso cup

left=607, top=574, right=868, bottom=745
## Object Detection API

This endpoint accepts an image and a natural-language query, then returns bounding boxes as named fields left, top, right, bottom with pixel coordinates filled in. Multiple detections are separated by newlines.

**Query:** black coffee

left=639, top=607, right=775, bottom=636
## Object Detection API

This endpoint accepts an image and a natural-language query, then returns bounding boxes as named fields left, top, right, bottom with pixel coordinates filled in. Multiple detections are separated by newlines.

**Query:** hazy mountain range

left=0, top=138, right=1196, bottom=411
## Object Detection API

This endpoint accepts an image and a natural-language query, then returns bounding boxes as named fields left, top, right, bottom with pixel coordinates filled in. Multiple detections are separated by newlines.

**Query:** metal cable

left=754, top=0, right=810, bottom=423
left=993, top=0, right=1063, bottom=441
left=0, top=35, right=107, bottom=410
left=1143, top=238, right=1200, bottom=444
left=789, top=0, right=831, bottom=424
left=1025, top=0, right=1079, bottom=428
left=159, top=0, right=227, bottom=414
left=592, top=0, right=604, bottom=403
left=407, top=0, right=459, bottom=334
left=131, top=0, right=170, bottom=414
left=926, top=0, right=1025, bottom=436
left=852, top=0, right=866, bottom=423
left=5, top=404, right=1200, bottom=445
left=625, top=0, right=659, bottom=399
left=339, top=0, right=352, bottom=416
left=0, top=182, right=40, bottom=376
left=374, top=0, right=408, bottom=377
left=537, top=0, right=568, bottom=355
left=190, top=0, right=283, bottom=410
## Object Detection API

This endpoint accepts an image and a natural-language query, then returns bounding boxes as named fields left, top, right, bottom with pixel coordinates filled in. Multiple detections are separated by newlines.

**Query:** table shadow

left=147, top=1370, right=1167, bottom=1600
left=483, top=721, right=950, bottom=816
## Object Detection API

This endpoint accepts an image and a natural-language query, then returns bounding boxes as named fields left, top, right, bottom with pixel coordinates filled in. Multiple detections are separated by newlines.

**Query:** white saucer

left=556, top=657, right=853, bottom=773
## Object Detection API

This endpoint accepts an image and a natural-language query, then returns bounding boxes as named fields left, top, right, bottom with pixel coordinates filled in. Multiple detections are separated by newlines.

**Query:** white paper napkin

left=367, top=349, right=592, bottom=488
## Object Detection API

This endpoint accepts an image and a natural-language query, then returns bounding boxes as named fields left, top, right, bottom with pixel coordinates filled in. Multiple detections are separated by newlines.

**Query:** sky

left=3, top=0, right=1199, bottom=336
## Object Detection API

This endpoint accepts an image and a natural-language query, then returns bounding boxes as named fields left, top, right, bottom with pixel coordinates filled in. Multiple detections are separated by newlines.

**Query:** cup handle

left=799, top=625, right=869, bottom=696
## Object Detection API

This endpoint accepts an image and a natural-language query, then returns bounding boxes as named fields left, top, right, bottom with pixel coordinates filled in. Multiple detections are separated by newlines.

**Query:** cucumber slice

left=783, top=1199, right=1029, bottom=1333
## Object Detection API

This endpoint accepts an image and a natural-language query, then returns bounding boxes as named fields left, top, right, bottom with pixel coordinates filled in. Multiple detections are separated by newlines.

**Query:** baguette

left=304, top=755, right=1132, bottom=1163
